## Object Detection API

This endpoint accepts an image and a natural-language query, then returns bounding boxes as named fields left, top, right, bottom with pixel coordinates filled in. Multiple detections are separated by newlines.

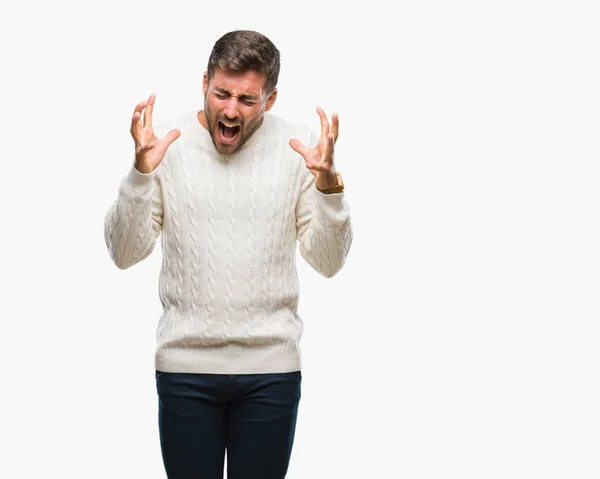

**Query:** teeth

left=220, top=121, right=239, bottom=128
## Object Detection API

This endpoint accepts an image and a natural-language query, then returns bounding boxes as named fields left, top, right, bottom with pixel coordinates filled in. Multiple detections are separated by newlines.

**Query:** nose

left=223, top=97, right=240, bottom=120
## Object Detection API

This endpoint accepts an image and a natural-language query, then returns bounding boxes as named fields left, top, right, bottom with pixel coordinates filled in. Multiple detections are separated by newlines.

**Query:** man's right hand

left=131, top=93, right=181, bottom=174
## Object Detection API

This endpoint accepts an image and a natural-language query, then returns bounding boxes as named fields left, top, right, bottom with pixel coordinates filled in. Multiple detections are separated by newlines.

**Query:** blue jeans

left=155, top=370, right=302, bottom=479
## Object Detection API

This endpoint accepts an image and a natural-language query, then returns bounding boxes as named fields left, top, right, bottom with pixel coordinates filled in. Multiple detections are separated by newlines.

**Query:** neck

left=197, top=110, right=209, bottom=130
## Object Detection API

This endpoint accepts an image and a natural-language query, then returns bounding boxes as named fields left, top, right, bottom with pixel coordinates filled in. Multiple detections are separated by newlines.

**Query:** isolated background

left=2, top=0, right=599, bottom=478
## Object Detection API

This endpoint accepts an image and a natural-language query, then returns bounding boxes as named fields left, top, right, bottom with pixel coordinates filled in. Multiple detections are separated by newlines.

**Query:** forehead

left=210, top=68, right=268, bottom=96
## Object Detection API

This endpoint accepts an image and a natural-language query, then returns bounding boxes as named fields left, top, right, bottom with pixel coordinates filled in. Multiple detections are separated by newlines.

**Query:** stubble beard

left=204, top=96, right=266, bottom=155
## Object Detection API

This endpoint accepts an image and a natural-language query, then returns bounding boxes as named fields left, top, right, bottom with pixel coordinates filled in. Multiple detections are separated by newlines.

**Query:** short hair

left=207, top=30, right=281, bottom=95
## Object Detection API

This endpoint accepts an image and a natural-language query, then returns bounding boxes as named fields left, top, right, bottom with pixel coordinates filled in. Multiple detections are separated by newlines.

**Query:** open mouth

left=218, top=121, right=241, bottom=143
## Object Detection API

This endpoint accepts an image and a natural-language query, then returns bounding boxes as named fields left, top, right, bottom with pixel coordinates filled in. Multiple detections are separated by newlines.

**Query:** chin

left=215, top=144, right=238, bottom=155
left=211, top=126, right=243, bottom=154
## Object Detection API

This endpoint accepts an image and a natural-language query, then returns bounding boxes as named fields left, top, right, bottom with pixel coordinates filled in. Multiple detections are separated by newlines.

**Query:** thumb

left=289, top=138, right=308, bottom=157
left=163, top=129, right=181, bottom=147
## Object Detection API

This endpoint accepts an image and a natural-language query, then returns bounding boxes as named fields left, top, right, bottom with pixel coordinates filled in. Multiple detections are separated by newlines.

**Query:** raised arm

left=291, top=106, right=353, bottom=277
left=104, top=94, right=180, bottom=269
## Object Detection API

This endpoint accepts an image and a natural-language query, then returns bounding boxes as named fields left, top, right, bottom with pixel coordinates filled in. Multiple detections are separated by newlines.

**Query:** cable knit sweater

left=104, top=110, right=353, bottom=374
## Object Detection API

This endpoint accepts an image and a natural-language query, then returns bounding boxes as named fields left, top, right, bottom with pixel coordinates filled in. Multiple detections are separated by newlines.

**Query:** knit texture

left=104, top=111, right=353, bottom=374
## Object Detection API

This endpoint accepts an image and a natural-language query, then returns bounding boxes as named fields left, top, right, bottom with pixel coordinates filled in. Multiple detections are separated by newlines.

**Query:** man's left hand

left=289, top=106, right=339, bottom=190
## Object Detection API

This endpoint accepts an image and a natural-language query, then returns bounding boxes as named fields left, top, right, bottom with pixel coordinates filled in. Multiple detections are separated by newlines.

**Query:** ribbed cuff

left=313, top=187, right=349, bottom=223
left=126, top=164, right=158, bottom=187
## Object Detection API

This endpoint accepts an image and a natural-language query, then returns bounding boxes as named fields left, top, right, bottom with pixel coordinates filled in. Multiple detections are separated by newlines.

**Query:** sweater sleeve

left=104, top=164, right=163, bottom=270
left=295, top=132, right=353, bottom=278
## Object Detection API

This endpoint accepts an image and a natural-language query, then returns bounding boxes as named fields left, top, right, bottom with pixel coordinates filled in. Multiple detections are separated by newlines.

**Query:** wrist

left=315, top=171, right=338, bottom=190
left=134, top=159, right=154, bottom=175
left=316, top=171, right=344, bottom=194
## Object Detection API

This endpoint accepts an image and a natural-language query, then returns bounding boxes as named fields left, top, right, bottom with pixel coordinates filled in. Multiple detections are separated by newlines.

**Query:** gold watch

left=316, top=171, right=344, bottom=194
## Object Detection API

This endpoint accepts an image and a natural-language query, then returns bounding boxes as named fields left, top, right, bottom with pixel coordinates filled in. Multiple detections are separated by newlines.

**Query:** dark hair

left=207, top=30, right=281, bottom=94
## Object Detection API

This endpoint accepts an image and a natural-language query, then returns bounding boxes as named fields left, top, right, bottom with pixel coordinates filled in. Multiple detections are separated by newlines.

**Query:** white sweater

left=104, top=111, right=353, bottom=374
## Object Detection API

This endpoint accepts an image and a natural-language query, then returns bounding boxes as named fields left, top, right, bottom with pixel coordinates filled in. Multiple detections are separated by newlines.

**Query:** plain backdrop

left=1, top=0, right=599, bottom=478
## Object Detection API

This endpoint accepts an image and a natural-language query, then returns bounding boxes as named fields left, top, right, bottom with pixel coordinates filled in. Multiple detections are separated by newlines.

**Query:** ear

left=202, top=72, right=209, bottom=96
left=264, top=88, right=277, bottom=112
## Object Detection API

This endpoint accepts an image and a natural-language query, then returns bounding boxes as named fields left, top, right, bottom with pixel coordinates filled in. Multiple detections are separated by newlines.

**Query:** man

left=104, top=30, right=352, bottom=479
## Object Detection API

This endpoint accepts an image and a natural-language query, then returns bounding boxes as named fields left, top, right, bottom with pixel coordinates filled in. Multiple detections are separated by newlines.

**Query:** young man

left=104, top=30, right=353, bottom=479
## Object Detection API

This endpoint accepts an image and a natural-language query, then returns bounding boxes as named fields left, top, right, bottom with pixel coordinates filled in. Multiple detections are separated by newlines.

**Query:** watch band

left=316, top=171, right=344, bottom=194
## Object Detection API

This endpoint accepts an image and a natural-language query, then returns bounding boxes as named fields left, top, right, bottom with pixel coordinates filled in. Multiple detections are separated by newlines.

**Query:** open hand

left=289, top=106, right=339, bottom=190
left=131, top=93, right=180, bottom=174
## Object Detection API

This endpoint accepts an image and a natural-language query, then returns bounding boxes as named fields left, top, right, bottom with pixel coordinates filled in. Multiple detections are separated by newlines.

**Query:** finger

left=316, top=105, right=330, bottom=140
left=289, top=138, right=309, bottom=157
left=162, top=128, right=181, bottom=147
left=305, top=161, right=330, bottom=172
left=131, top=100, right=148, bottom=139
left=331, top=112, right=339, bottom=142
left=321, top=132, right=335, bottom=165
left=143, top=93, right=155, bottom=128
left=132, top=99, right=148, bottom=119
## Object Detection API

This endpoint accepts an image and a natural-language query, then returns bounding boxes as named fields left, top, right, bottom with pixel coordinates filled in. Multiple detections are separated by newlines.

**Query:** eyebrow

left=213, top=87, right=258, bottom=101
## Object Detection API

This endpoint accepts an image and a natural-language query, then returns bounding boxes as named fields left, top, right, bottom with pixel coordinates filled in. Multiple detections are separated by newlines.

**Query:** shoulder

left=263, top=113, right=318, bottom=149
left=262, top=113, right=316, bottom=184
left=153, top=110, right=197, bottom=139
left=150, top=111, right=198, bottom=174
